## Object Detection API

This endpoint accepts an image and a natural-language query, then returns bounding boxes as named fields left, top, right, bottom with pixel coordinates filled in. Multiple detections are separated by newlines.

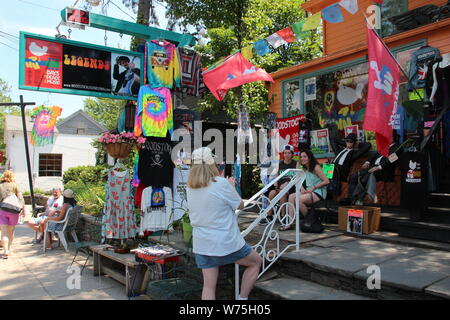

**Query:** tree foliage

left=164, top=0, right=322, bottom=123
left=83, top=97, right=124, bottom=131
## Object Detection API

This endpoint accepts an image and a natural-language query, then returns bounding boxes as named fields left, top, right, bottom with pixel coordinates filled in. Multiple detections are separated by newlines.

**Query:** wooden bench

left=90, top=244, right=148, bottom=297
left=334, top=157, right=401, bottom=206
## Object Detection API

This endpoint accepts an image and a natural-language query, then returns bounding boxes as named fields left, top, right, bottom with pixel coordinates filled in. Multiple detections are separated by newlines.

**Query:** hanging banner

left=31, top=106, right=62, bottom=147
left=276, top=115, right=304, bottom=160
left=20, top=32, right=143, bottom=100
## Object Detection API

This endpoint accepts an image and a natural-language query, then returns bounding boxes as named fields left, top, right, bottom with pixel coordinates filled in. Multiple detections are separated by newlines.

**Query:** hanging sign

left=304, top=77, right=316, bottom=101
left=65, top=8, right=90, bottom=28
left=19, top=32, right=143, bottom=100
left=311, top=128, right=332, bottom=155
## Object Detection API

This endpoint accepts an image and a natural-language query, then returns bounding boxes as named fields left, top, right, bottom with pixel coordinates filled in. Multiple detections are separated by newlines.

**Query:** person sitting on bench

left=332, top=133, right=372, bottom=182
left=280, top=150, right=329, bottom=231
left=348, top=134, right=402, bottom=205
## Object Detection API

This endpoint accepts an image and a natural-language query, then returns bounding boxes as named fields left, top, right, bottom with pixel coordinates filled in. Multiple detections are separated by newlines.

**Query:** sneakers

left=259, top=215, right=274, bottom=225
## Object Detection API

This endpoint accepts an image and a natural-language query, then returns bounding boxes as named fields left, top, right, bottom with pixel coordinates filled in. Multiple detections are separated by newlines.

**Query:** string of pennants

left=236, top=0, right=384, bottom=60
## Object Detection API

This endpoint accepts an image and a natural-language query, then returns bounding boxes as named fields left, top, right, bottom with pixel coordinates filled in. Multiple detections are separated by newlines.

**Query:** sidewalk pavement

left=0, top=208, right=149, bottom=300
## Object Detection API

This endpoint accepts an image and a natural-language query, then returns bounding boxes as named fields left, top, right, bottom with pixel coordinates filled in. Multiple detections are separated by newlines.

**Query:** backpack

left=300, top=195, right=324, bottom=233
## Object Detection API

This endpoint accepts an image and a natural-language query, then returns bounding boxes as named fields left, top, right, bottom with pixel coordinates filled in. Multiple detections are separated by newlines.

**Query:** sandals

left=1, top=254, right=8, bottom=259
left=279, top=224, right=293, bottom=231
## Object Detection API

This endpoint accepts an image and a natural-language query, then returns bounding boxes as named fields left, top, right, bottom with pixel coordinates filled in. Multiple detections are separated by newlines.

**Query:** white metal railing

left=234, top=169, right=305, bottom=299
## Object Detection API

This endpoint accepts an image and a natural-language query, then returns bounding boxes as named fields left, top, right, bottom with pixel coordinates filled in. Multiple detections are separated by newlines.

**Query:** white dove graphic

left=29, top=42, right=48, bottom=57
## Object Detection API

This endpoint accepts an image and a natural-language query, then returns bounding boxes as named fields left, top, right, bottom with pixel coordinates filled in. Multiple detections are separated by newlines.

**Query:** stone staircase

left=252, top=234, right=450, bottom=300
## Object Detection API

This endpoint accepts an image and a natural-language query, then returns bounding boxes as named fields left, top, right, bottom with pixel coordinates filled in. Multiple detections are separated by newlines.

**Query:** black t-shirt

left=278, top=160, right=297, bottom=184
left=172, top=108, right=201, bottom=144
left=138, top=137, right=174, bottom=188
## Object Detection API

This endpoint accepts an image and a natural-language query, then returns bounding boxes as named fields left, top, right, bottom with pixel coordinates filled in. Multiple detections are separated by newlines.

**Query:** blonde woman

left=187, top=147, right=262, bottom=300
left=0, top=171, right=26, bottom=259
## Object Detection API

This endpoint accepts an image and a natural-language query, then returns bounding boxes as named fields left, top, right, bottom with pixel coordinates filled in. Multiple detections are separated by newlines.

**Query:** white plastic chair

left=43, top=205, right=83, bottom=253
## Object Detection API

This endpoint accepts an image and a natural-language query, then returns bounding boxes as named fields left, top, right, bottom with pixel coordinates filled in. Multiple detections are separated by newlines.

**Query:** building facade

left=4, top=109, right=106, bottom=191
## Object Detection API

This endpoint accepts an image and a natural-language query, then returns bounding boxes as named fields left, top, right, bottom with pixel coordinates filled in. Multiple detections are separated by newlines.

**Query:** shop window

left=283, top=79, right=303, bottom=117
left=39, top=153, right=62, bottom=177
left=77, top=128, right=86, bottom=134
left=380, top=0, right=408, bottom=38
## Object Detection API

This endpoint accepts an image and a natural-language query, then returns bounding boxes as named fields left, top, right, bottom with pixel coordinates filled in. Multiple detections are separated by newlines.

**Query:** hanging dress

left=102, top=168, right=137, bottom=240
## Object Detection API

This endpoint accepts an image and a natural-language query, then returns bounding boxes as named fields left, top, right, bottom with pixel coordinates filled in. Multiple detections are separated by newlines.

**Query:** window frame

left=38, top=153, right=63, bottom=177
left=380, top=0, right=409, bottom=38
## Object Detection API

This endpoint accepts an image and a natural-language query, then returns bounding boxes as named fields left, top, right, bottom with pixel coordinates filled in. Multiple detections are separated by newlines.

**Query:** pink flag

left=203, top=53, right=274, bottom=101
left=364, top=25, right=401, bottom=157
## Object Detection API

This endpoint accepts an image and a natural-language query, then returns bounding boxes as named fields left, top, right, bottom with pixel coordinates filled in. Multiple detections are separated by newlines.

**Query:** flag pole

left=363, top=14, right=424, bottom=102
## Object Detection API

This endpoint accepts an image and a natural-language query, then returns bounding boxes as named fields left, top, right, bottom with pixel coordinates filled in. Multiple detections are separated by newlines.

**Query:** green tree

left=83, top=97, right=124, bottom=131
left=0, top=78, right=13, bottom=164
left=164, top=0, right=322, bottom=123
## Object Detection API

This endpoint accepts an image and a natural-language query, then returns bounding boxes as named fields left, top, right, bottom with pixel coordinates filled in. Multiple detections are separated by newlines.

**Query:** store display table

left=90, top=244, right=147, bottom=297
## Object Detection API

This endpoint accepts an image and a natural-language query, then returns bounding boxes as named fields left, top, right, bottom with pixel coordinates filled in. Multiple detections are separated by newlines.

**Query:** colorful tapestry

left=30, top=105, right=62, bottom=146
left=134, top=86, right=173, bottom=137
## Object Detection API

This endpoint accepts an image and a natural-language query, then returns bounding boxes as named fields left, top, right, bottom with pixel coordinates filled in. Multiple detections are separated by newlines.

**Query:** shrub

left=63, top=165, right=108, bottom=185
left=64, top=180, right=105, bottom=215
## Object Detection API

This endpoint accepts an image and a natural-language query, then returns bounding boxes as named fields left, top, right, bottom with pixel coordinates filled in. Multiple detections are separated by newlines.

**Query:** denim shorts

left=195, top=243, right=253, bottom=269
left=34, top=216, right=47, bottom=225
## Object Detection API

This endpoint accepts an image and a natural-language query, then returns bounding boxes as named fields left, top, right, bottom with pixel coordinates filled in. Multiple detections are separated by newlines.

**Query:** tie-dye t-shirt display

left=31, top=106, right=62, bottom=146
left=134, top=86, right=173, bottom=137
left=146, top=40, right=181, bottom=89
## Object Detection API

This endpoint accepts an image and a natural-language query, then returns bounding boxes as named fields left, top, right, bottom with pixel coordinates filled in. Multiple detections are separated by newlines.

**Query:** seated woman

left=27, top=187, right=63, bottom=244
left=259, top=145, right=299, bottom=225
left=42, top=189, right=77, bottom=250
left=280, top=150, right=329, bottom=231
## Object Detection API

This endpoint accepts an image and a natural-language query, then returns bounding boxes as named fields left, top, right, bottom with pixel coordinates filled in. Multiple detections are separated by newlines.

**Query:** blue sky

left=0, top=0, right=167, bottom=118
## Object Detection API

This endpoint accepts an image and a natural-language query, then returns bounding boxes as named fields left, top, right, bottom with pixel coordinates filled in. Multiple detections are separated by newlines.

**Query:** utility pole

left=0, top=95, right=36, bottom=213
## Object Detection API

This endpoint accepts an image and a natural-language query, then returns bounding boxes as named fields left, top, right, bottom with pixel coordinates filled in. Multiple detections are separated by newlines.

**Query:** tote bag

left=0, top=194, right=23, bottom=214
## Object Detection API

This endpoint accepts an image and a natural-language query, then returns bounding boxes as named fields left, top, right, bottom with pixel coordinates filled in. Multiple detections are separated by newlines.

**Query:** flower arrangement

left=98, top=132, right=146, bottom=159
left=98, top=132, right=146, bottom=146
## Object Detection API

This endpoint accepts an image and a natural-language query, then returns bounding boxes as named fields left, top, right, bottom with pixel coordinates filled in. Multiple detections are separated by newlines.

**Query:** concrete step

left=277, top=238, right=450, bottom=300
left=254, top=276, right=373, bottom=300
left=396, top=220, right=450, bottom=243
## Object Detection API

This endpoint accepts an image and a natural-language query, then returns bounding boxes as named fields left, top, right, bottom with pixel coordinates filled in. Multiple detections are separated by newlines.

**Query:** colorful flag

left=276, top=27, right=296, bottom=43
left=254, top=39, right=271, bottom=56
left=322, top=3, right=344, bottom=23
left=266, top=33, right=288, bottom=49
left=302, top=12, right=322, bottom=31
left=291, top=20, right=310, bottom=40
left=203, top=52, right=274, bottom=101
left=241, top=45, right=254, bottom=60
left=364, top=25, right=402, bottom=157
left=31, top=106, right=62, bottom=146
left=339, top=0, right=359, bottom=14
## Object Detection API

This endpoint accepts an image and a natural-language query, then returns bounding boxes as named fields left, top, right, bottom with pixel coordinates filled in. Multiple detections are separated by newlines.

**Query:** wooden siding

left=269, top=14, right=450, bottom=115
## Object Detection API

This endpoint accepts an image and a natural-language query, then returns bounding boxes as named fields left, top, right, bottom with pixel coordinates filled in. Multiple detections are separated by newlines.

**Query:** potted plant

left=98, top=131, right=146, bottom=159
left=181, top=211, right=193, bottom=244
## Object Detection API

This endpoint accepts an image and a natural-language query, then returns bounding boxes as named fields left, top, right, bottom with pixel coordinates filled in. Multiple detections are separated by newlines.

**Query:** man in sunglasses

left=332, top=133, right=371, bottom=182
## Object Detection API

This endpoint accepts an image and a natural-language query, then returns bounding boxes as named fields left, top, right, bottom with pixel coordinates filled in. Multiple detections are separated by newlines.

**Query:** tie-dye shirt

left=146, top=40, right=181, bottom=89
left=134, top=86, right=173, bottom=138
left=31, top=105, right=62, bottom=146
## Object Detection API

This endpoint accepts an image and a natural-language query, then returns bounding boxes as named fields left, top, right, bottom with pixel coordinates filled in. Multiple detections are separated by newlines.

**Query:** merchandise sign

left=304, top=77, right=316, bottom=101
left=66, top=8, right=90, bottom=27
left=20, top=32, right=143, bottom=100
left=347, top=209, right=363, bottom=234
left=276, top=115, right=304, bottom=160
left=311, top=128, right=332, bottom=155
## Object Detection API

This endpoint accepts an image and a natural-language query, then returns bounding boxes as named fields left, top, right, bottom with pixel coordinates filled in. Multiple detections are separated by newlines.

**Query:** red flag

left=373, top=0, right=384, bottom=4
left=203, top=52, right=274, bottom=101
left=364, top=25, right=401, bottom=156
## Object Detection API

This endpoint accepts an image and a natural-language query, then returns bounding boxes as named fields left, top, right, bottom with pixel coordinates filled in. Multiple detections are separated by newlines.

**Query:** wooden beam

left=61, top=8, right=196, bottom=47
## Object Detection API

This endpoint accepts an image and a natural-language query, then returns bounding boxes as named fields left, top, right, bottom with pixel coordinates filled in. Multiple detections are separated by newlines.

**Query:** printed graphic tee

left=31, top=105, right=62, bottom=146
left=138, top=136, right=174, bottom=188
left=134, top=86, right=173, bottom=138
left=146, top=40, right=181, bottom=89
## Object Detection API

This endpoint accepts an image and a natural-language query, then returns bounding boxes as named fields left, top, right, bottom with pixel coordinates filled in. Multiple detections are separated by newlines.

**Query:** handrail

left=234, top=169, right=306, bottom=299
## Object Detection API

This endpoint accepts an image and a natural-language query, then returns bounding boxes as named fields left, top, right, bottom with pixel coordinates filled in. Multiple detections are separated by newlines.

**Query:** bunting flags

left=363, top=25, right=401, bottom=157
left=266, top=33, right=288, bottom=49
left=254, top=39, right=271, bottom=56
left=276, top=27, right=297, bottom=43
left=241, top=45, right=254, bottom=60
left=203, top=53, right=274, bottom=101
left=322, top=3, right=344, bottom=23
left=291, top=20, right=309, bottom=40
left=302, top=11, right=322, bottom=31
left=339, top=0, right=359, bottom=15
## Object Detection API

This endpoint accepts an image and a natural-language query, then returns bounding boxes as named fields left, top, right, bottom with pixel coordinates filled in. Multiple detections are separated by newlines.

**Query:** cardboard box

left=338, top=206, right=381, bottom=234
